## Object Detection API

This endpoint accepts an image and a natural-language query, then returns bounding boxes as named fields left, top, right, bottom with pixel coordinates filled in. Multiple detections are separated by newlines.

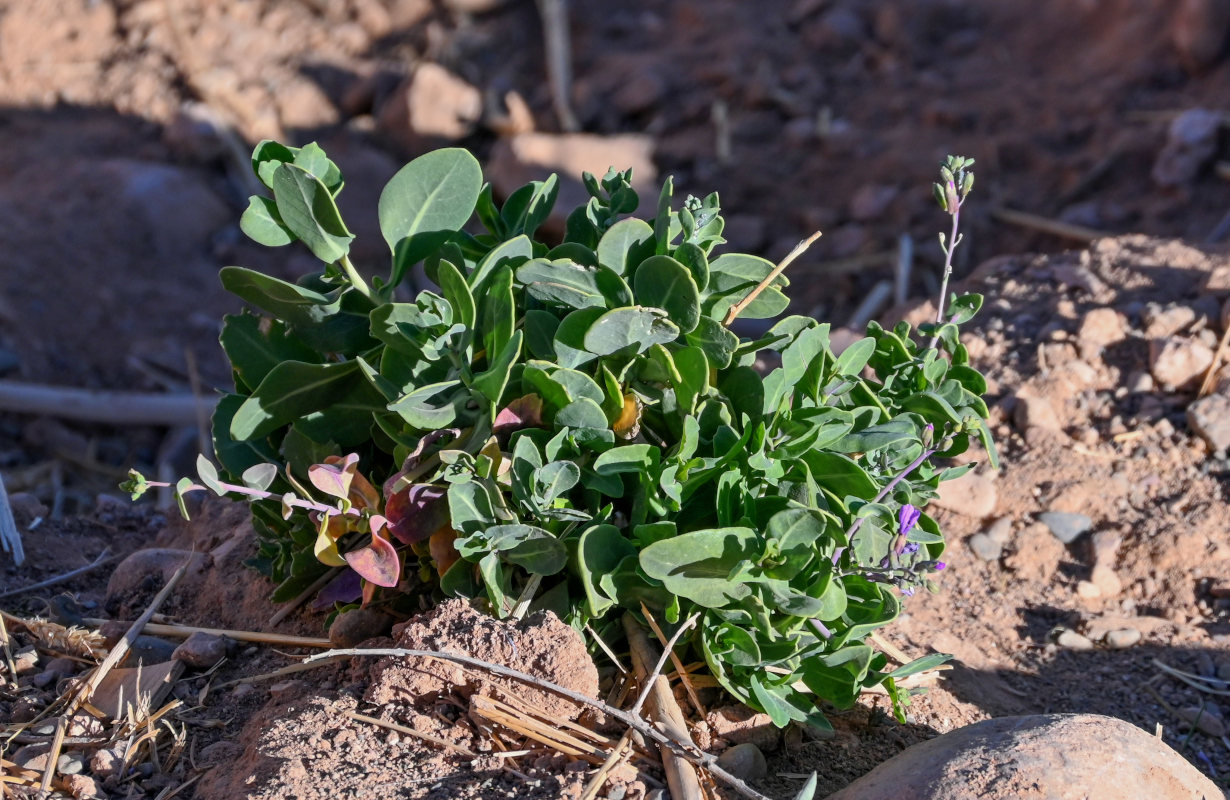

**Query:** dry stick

left=80, top=618, right=332, bottom=649
left=640, top=605, right=706, bottom=718
left=990, top=207, right=1105, bottom=243
left=580, top=730, right=635, bottom=800
left=723, top=231, right=823, bottom=326
left=68, top=562, right=190, bottom=715
left=304, top=647, right=777, bottom=800
left=348, top=710, right=534, bottom=782
left=38, top=715, right=67, bottom=798
left=1198, top=324, right=1230, bottom=398
left=0, top=549, right=113, bottom=599
left=0, top=381, right=214, bottom=427
left=536, top=0, right=579, bottom=132
left=712, top=100, right=731, bottom=165
left=624, top=614, right=704, bottom=800
left=0, top=470, right=24, bottom=566
left=267, top=566, right=342, bottom=627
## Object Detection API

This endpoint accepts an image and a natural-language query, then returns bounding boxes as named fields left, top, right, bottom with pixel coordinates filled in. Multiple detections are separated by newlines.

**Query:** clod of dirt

left=366, top=599, right=598, bottom=722
left=828, top=714, right=1223, bottom=800
left=706, top=704, right=780, bottom=751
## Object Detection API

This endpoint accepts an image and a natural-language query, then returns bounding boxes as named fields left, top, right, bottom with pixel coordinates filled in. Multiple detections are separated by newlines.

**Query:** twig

left=580, top=729, right=635, bottom=800
left=868, top=631, right=911, bottom=665
left=1198, top=324, right=1230, bottom=397
left=68, top=562, right=190, bottom=715
left=304, top=646, right=779, bottom=800
left=800, top=250, right=895, bottom=276
left=0, top=470, right=25, bottom=565
left=640, top=605, right=705, bottom=717
left=348, top=710, right=535, bottom=782
left=0, top=549, right=112, bottom=599
left=1153, top=658, right=1230, bottom=697
left=39, top=715, right=67, bottom=797
left=724, top=231, right=822, bottom=326
left=535, top=0, right=579, bottom=132
left=585, top=624, right=627, bottom=674
left=624, top=614, right=703, bottom=800
left=267, top=567, right=342, bottom=627
left=630, top=613, right=700, bottom=717
left=0, top=381, right=215, bottom=426
left=991, top=207, right=1105, bottom=243
left=80, top=618, right=332, bottom=649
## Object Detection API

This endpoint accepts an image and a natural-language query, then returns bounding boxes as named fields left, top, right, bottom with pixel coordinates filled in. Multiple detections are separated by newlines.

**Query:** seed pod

left=932, top=182, right=948, bottom=212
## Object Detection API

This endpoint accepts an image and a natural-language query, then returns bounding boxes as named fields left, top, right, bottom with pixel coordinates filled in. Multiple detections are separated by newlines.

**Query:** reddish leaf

left=494, top=394, right=544, bottom=435
left=310, top=568, right=363, bottom=611
left=343, top=515, right=401, bottom=588
left=309, top=453, right=359, bottom=500
left=384, top=483, right=449, bottom=544
left=382, top=428, right=461, bottom=497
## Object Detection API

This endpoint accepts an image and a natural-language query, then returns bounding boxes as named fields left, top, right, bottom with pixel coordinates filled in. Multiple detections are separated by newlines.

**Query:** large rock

left=376, top=62, right=482, bottom=147
left=828, top=714, right=1223, bottom=800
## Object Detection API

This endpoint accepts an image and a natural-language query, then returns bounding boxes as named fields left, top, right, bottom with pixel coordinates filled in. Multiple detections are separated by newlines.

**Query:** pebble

left=1090, top=564, right=1123, bottom=597
left=715, top=742, right=768, bottom=782
left=89, top=746, right=124, bottom=779
left=328, top=608, right=395, bottom=649
left=13, top=645, right=39, bottom=674
left=1056, top=629, right=1094, bottom=650
left=1143, top=304, right=1198, bottom=338
left=1149, top=336, right=1214, bottom=389
left=65, top=773, right=102, bottom=800
left=1077, top=581, right=1102, bottom=599
left=1176, top=706, right=1226, bottom=738
left=931, top=471, right=997, bottom=519
left=1126, top=371, right=1155, bottom=393
left=1152, top=108, right=1223, bottom=187
left=1014, top=393, right=1063, bottom=432
left=967, top=533, right=1002, bottom=562
left=1105, top=628, right=1142, bottom=649
left=1038, top=511, right=1092, bottom=544
left=1187, top=393, right=1230, bottom=452
left=984, top=517, right=1014, bottom=545
left=57, top=752, right=85, bottom=775
left=376, top=63, right=482, bottom=145
left=172, top=632, right=229, bottom=670
left=1078, top=308, right=1127, bottom=349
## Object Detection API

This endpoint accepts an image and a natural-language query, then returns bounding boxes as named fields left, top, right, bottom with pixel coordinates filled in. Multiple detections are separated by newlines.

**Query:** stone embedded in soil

left=706, top=705, right=780, bottom=751
left=1149, top=336, right=1214, bottom=390
left=1077, top=581, right=1102, bottom=599
left=1056, top=629, right=1094, bottom=650
left=105, top=548, right=210, bottom=611
left=1077, top=308, right=1127, bottom=349
left=1090, top=564, right=1123, bottom=597
left=57, top=752, right=85, bottom=775
left=1013, top=393, right=1063, bottom=433
left=65, top=773, right=101, bottom=800
left=172, top=632, right=228, bottom=670
left=1105, top=628, right=1143, bottom=649
left=366, top=599, right=599, bottom=722
left=826, top=714, right=1224, bottom=800
left=1186, top=392, right=1230, bottom=452
left=1143, top=303, right=1199, bottom=338
left=715, top=742, right=768, bottom=782
left=376, top=62, right=481, bottom=146
left=983, top=516, right=1014, bottom=545
left=1004, top=523, right=1066, bottom=583
left=1037, top=511, right=1092, bottom=544
left=88, top=747, right=122, bottom=778
left=967, top=533, right=1002, bottom=563
left=1176, top=706, right=1226, bottom=738
left=931, top=471, right=997, bottom=519
left=328, top=607, right=394, bottom=648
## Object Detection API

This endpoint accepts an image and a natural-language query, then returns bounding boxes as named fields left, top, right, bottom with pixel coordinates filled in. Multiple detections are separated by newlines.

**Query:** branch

left=723, top=231, right=821, bottom=326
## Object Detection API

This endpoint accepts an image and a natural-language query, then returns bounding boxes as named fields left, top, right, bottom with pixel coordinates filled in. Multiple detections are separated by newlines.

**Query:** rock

left=967, top=533, right=1002, bottom=563
left=1056, top=629, right=1094, bottom=650
left=1176, top=706, right=1226, bottom=737
left=1105, top=628, right=1142, bottom=649
left=487, top=133, right=656, bottom=234
left=1152, top=108, right=1223, bottom=188
left=1037, top=511, right=1092, bottom=544
left=1144, top=304, right=1198, bottom=338
left=376, top=63, right=482, bottom=147
left=706, top=705, right=780, bottom=752
left=827, top=714, right=1224, bottom=800
left=983, top=517, right=1014, bottom=545
left=13, top=645, right=39, bottom=674
left=931, top=471, right=997, bottom=519
left=173, top=632, right=229, bottom=670
left=1126, top=370, right=1155, bottom=393
left=57, top=752, right=85, bottom=775
left=275, top=77, right=339, bottom=132
left=45, top=656, right=79, bottom=677
left=7, top=491, right=47, bottom=522
left=1150, top=336, right=1214, bottom=390
left=1077, top=581, right=1102, bottom=599
left=67, top=712, right=104, bottom=738
left=11, top=744, right=51, bottom=771
left=328, top=608, right=394, bottom=648
left=1218, top=659, right=1230, bottom=682
left=89, top=747, right=124, bottom=779
left=1172, top=0, right=1230, bottom=72
left=94, top=160, right=231, bottom=261
left=105, top=549, right=210, bottom=611
left=1078, top=308, right=1126, bottom=350
left=1090, top=564, right=1123, bottom=597
left=1013, top=393, right=1062, bottom=433
left=1090, top=530, right=1123, bottom=566
left=715, top=742, right=768, bottom=782
left=65, top=773, right=102, bottom=799
left=1187, top=393, right=1230, bottom=451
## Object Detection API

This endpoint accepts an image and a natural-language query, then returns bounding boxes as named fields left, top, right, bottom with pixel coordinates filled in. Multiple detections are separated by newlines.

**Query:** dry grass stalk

left=580, top=729, right=635, bottom=800
left=348, top=711, right=531, bottom=781
left=2, top=612, right=107, bottom=660
left=471, top=694, right=606, bottom=763
left=640, top=605, right=706, bottom=717
left=80, top=617, right=332, bottom=649
left=991, top=206, right=1105, bottom=242
left=40, top=714, right=68, bottom=795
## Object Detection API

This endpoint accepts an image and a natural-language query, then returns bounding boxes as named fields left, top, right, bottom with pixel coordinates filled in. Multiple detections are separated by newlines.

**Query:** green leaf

left=575, top=524, right=637, bottom=615
left=242, top=463, right=278, bottom=491
left=555, top=398, right=609, bottom=431
left=633, top=255, right=702, bottom=333
left=833, top=419, right=916, bottom=454
left=535, top=460, right=580, bottom=503
left=517, top=259, right=631, bottom=310
left=272, top=164, right=353, bottom=263
left=252, top=140, right=298, bottom=189
left=196, top=455, right=224, bottom=495
left=501, top=176, right=559, bottom=238
left=449, top=481, right=498, bottom=534
left=470, top=235, right=533, bottom=292
left=437, top=259, right=476, bottom=330
left=639, top=527, right=761, bottom=608
left=596, top=218, right=655, bottom=275
left=240, top=196, right=294, bottom=247
left=833, top=337, right=876, bottom=376
left=388, top=380, right=462, bottom=429
left=708, top=252, right=788, bottom=287
left=654, top=177, right=674, bottom=255
left=685, top=316, right=739, bottom=369
left=525, top=309, right=561, bottom=360
left=593, top=444, right=658, bottom=475
left=220, top=313, right=319, bottom=390
left=553, top=307, right=606, bottom=368
left=801, top=451, right=879, bottom=499
left=507, top=536, right=567, bottom=575
left=472, top=330, right=523, bottom=407
left=583, top=307, right=680, bottom=357
left=219, top=267, right=338, bottom=325
left=293, top=142, right=342, bottom=191
left=673, top=242, right=710, bottom=292
left=230, top=360, right=364, bottom=441
left=378, top=148, right=482, bottom=252
left=886, top=652, right=952, bottom=680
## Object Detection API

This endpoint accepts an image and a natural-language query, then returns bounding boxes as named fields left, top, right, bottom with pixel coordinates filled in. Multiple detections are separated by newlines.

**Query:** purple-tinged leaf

left=383, top=428, right=461, bottom=497
left=385, top=484, right=449, bottom=544
left=311, top=568, right=364, bottom=610
left=344, top=515, right=401, bottom=588
left=309, top=453, right=359, bottom=500
left=494, top=394, right=544, bottom=435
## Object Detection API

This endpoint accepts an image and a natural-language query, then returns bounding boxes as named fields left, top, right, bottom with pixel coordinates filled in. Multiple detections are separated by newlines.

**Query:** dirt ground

left=3, top=0, right=1230, bottom=798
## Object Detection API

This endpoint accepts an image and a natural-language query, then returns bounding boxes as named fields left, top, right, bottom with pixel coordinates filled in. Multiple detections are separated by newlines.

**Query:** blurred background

left=0, top=0, right=1228, bottom=485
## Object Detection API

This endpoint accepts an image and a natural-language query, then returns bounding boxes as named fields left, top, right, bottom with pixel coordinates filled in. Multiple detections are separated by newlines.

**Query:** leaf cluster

left=180, top=141, right=994, bottom=728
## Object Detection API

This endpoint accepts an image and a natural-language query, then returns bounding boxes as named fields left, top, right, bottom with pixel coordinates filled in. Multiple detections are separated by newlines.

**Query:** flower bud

left=932, top=182, right=948, bottom=212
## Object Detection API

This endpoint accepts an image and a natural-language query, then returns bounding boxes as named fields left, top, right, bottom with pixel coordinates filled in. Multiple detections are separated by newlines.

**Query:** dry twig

left=0, top=381, right=214, bottom=426
left=0, top=548, right=112, bottom=599
left=723, top=231, right=822, bottom=326
left=991, top=207, right=1105, bottom=242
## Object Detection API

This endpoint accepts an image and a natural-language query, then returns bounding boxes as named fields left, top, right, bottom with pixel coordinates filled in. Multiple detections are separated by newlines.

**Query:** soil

left=4, top=1, right=1230, bottom=799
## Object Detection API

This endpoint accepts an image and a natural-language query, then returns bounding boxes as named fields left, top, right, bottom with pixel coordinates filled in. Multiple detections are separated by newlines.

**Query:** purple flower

left=935, top=561, right=947, bottom=571
left=898, top=504, right=920, bottom=537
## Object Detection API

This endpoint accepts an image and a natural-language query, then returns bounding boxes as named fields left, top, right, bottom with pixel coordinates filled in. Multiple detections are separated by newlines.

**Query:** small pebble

left=1076, top=581, right=1102, bottom=599
left=1056, top=629, right=1094, bottom=650
left=984, top=517, right=1014, bottom=545
left=1176, top=706, right=1226, bottom=738
left=1105, top=628, right=1142, bottom=649
left=57, top=752, right=85, bottom=775
left=967, top=533, right=1002, bottom=562
left=1037, top=511, right=1092, bottom=544
left=715, top=742, right=768, bottom=782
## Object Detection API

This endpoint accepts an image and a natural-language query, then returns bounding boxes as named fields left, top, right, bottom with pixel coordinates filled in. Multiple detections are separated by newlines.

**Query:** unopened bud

left=932, top=182, right=948, bottom=212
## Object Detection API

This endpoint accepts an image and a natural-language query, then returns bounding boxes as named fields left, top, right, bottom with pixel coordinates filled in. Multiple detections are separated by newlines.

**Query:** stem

left=143, top=479, right=358, bottom=518
left=928, top=200, right=962, bottom=348
left=722, top=230, right=821, bottom=326
left=339, top=254, right=374, bottom=301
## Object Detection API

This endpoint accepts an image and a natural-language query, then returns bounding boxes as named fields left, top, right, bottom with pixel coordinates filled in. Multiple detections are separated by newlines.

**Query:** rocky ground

left=3, top=0, right=1230, bottom=798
